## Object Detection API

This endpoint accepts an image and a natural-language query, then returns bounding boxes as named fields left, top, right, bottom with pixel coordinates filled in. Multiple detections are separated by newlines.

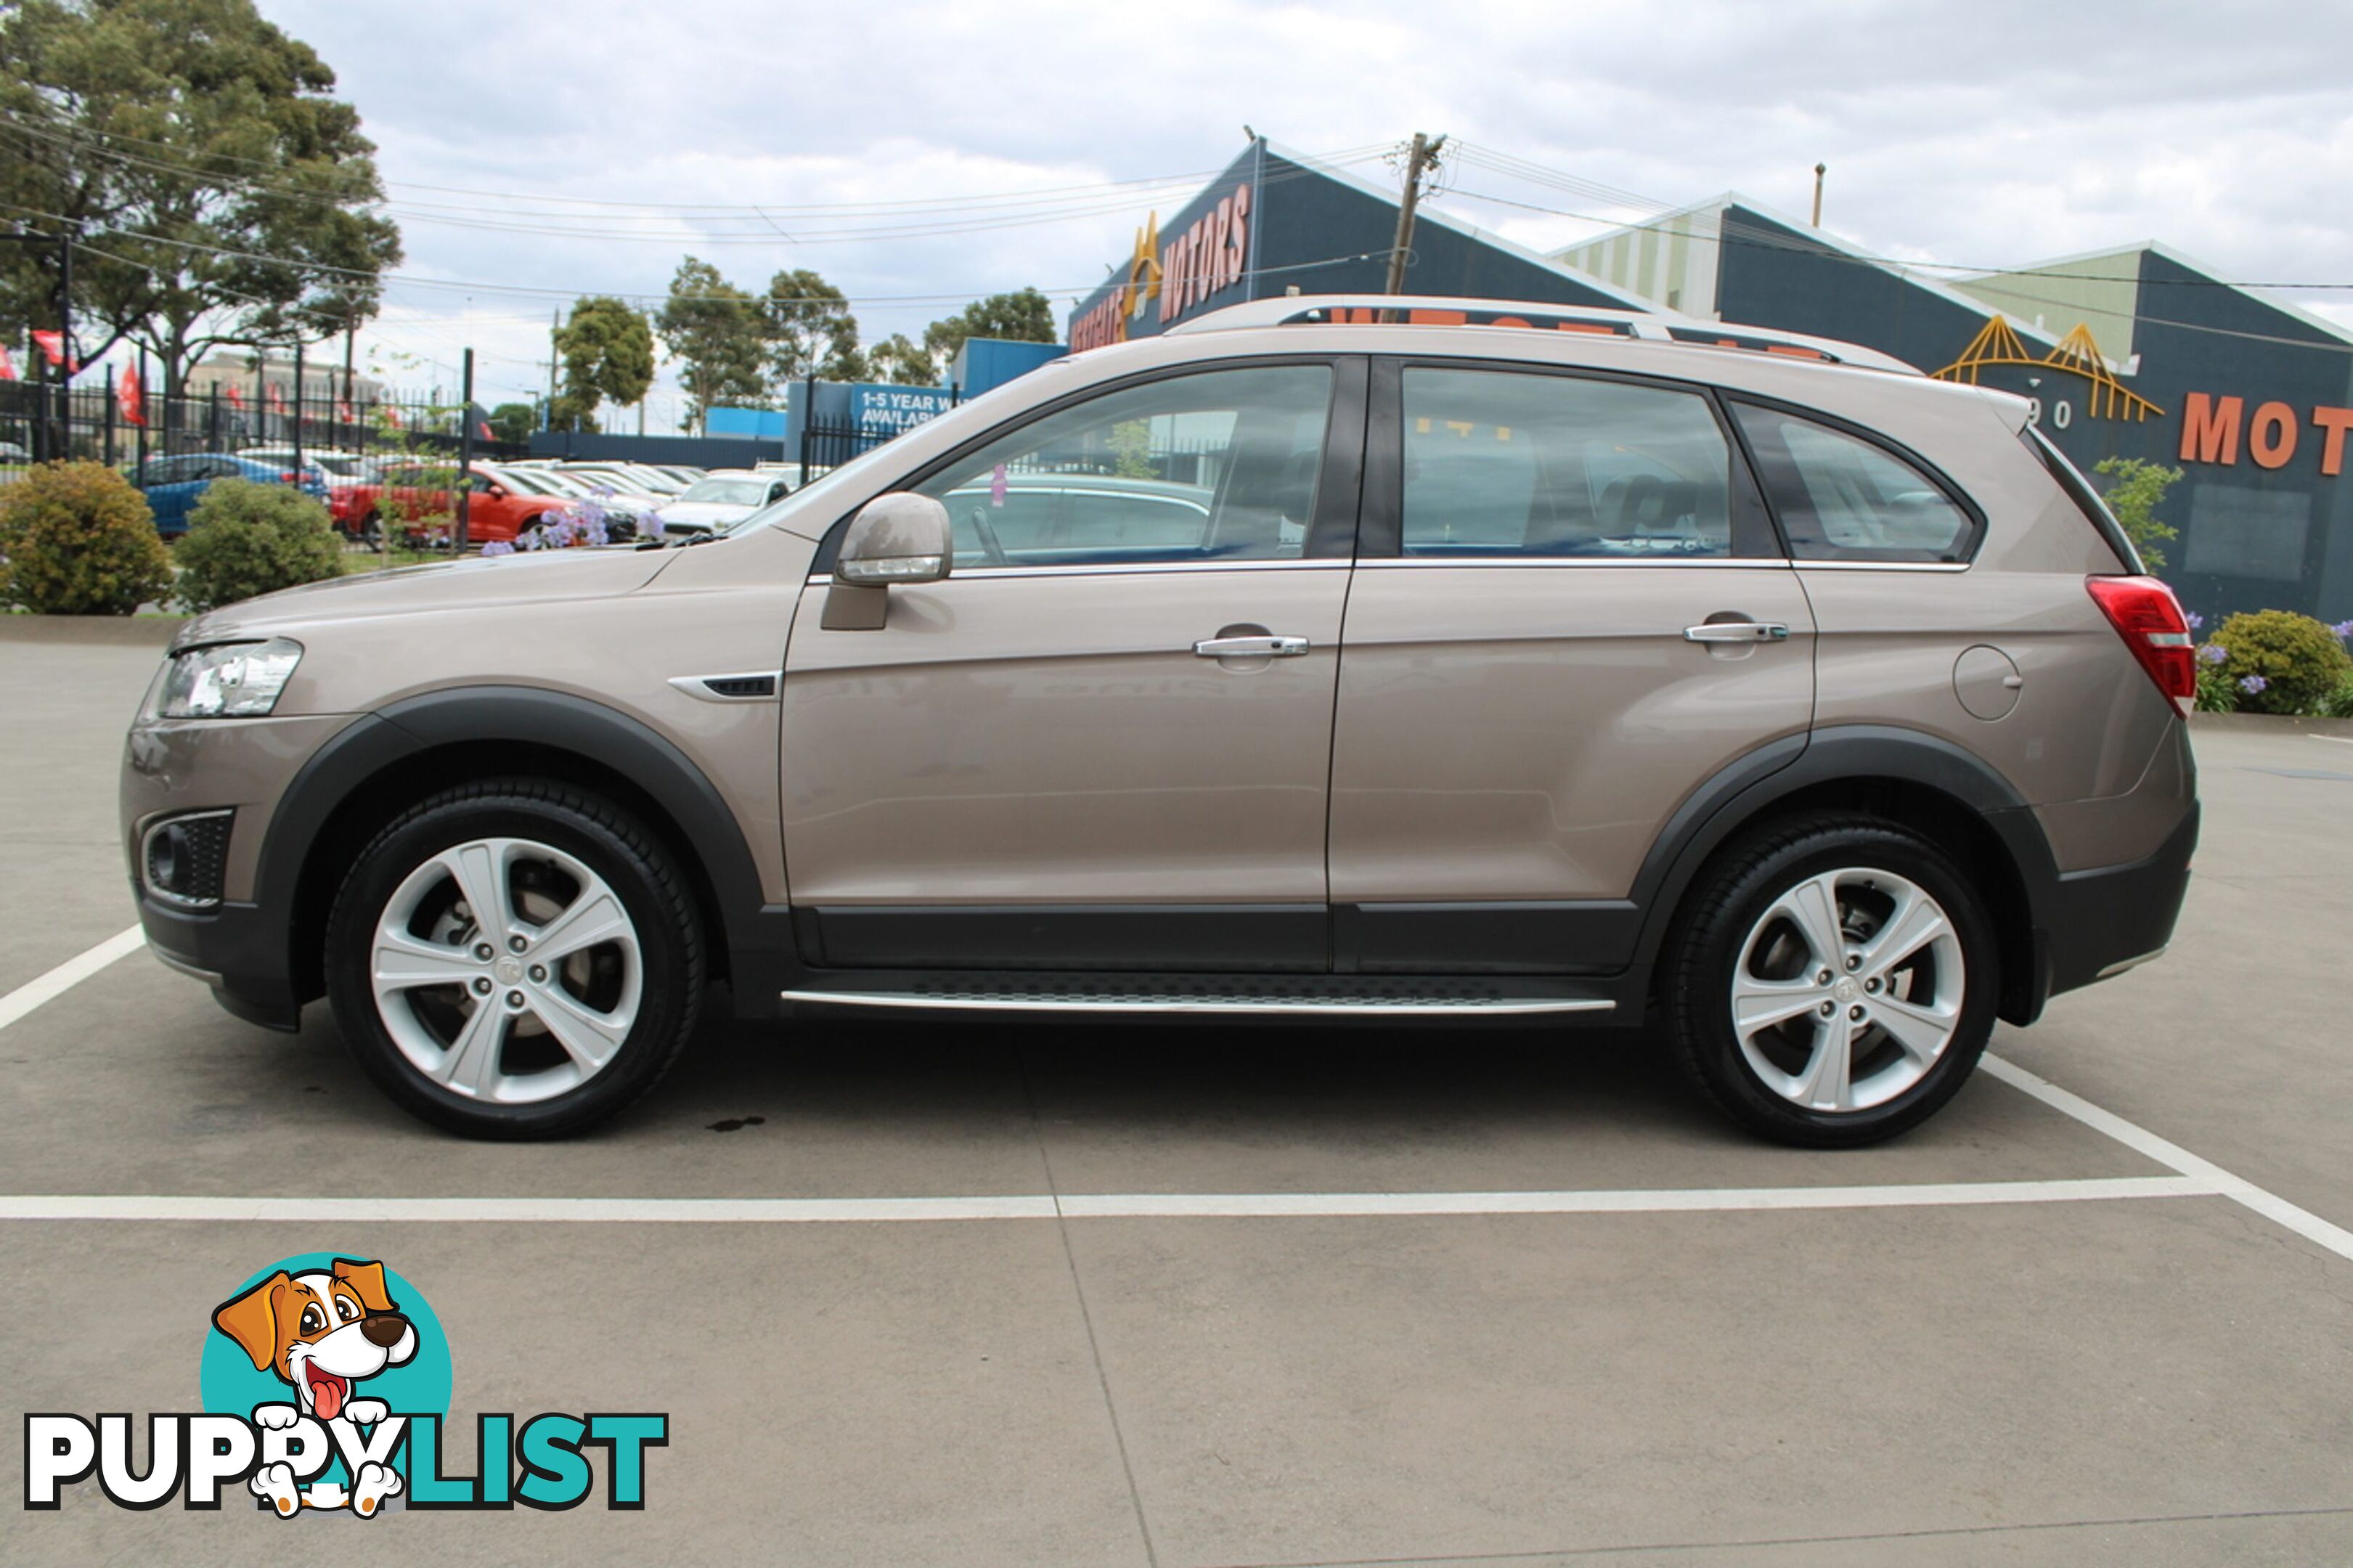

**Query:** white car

left=646, top=470, right=794, bottom=536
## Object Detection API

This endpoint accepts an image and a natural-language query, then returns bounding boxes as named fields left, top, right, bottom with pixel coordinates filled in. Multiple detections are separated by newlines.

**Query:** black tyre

left=1662, top=813, right=1997, bottom=1147
left=323, top=779, right=704, bottom=1138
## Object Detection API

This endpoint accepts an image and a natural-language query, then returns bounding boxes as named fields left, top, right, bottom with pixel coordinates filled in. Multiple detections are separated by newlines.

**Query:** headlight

left=159, top=638, right=303, bottom=718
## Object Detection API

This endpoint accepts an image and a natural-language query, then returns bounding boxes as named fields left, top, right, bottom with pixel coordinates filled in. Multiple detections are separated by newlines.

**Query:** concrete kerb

left=0, top=613, right=187, bottom=645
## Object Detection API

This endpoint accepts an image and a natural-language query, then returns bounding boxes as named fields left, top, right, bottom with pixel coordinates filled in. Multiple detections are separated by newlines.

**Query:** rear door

left=780, top=357, right=1364, bottom=972
left=1327, top=359, right=1815, bottom=973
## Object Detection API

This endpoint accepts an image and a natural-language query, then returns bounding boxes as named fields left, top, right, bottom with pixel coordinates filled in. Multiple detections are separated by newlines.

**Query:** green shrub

left=174, top=480, right=344, bottom=613
left=0, top=460, right=174, bottom=615
left=2203, top=610, right=2353, bottom=714
left=2320, top=671, right=2353, bottom=720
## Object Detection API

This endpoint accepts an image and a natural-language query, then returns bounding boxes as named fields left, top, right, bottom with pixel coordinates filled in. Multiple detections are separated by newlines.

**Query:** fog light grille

left=142, top=809, right=233, bottom=909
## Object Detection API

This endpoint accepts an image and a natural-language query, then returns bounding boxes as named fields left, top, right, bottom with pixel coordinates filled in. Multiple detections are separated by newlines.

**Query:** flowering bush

left=0, top=461, right=173, bottom=614
left=2199, top=610, right=2352, bottom=715
left=2323, top=672, right=2353, bottom=719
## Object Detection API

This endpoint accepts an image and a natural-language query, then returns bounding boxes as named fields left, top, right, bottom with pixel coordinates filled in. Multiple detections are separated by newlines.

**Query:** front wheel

left=323, top=780, right=705, bottom=1138
left=1662, top=814, right=1998, bottom=1147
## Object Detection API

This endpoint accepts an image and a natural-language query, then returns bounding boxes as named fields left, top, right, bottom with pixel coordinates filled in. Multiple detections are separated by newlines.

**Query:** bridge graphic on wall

left=1929, top=317, right=2166, bottom=421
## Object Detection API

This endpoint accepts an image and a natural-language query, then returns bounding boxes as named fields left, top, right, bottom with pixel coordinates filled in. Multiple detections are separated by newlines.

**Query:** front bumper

left=134, top=891, right=303, bottom=1029
left=122, top=711, right=362, bottom=1031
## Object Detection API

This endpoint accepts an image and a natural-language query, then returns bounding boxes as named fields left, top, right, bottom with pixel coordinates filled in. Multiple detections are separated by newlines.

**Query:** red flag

left=384, top=405, right=404, bottom=430
left=336, top=398, right=354, bottom=423
left=116, top=364, right=144, bottom=427
left=478, top=420, right=492, bottom=441
left=30, top=330, right=76, bottom=372
left=224, top=383, right=246, bottom=412
left=266, top=382, right=288, bottom=417
left=0, top=345, right=15, bottom=382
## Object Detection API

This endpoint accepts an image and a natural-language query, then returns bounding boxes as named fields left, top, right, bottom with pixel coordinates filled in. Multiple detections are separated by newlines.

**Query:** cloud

left=256, top=0, right=2353, bottom=422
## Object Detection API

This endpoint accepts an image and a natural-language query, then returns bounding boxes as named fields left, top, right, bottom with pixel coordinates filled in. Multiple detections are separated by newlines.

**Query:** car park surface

left=3, top=621, right=2349, bottom=1565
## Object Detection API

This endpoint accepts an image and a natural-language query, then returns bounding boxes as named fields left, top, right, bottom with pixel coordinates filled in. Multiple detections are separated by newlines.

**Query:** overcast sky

left=257, top=0, right=2353, bottom=428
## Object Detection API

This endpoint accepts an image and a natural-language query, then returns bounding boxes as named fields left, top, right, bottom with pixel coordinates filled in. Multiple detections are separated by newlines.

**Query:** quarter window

left=1399, top=369, right=1747, bottom=558
left=1733, top=404, right=1977, bottom=563
left=913, top=364, right=1332, bottom=568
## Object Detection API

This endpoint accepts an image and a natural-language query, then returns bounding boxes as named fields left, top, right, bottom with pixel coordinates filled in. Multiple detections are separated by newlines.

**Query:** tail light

left=2087, top=575, right=2195, bottom=716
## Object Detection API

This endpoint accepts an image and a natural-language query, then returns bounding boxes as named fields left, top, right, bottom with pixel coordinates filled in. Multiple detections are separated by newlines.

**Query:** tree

left=487, top=402, right=535, bottom=444
left=762, top=267, right=860, bottom=385
left=921, top=287, right=1058, bottom=378
left=550, top=295, right=654, bottom=433
left=863, top=332, right=938, bottom=388
left=655, top=257, right=767, bottom=433
left=0, top=0, right=403, bottom=404
left=2094, top=457, right=2184, bottom=571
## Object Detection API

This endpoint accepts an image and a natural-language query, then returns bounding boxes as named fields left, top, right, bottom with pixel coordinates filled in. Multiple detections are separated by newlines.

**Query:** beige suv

left=122, top=295, right=2199, bottom=1145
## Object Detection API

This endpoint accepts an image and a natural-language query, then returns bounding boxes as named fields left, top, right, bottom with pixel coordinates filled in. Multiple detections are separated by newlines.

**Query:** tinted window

left=915, top=365, right=1331, bottom=567
left=1400, top=369, right=1742, bottom=558
left=1734, top=404, right=1975, bottom=563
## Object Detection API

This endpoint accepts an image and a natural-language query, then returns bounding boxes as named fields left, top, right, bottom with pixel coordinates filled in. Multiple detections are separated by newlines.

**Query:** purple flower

left=2198, top=643, right=2228, bottom=666
left=643, top=512, right=666, bottom=541
left=2183, top=611, right=2204, bottom=632
left=2239, top=674, right=2268, bottom=695
left=2333, top=619, right=2353, bottom=639
left=480, top=539, right=515, bottom=558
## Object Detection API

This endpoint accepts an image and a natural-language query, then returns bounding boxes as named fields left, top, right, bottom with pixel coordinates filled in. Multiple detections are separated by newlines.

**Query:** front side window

left=1399, top=368, right=1747, bottom=558
left=913, top=364, right=1332, bottom=568
left=1734, top=403, right=1977, bottom=563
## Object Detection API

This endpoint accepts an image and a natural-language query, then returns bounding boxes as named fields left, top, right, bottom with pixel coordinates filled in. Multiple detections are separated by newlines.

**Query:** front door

left=1328, top=360, right=1816, bottom=973
left=782, top=358, right=1363, bottom=972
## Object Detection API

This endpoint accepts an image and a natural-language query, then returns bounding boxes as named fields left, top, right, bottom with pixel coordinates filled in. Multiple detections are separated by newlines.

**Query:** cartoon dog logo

left=211, top=1257, right=417, bottom=1516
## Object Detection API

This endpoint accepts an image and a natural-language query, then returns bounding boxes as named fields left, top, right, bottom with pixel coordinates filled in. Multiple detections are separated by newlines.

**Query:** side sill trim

left=779, top=988, right=1615, bottom=1018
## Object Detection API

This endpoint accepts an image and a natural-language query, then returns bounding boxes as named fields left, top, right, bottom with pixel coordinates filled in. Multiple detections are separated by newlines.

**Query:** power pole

left=1811, top=163, right=1827, bottom=227
left=1382, top=131, right=1446, bottom=315
left=545, top=309, right=560, bottom=420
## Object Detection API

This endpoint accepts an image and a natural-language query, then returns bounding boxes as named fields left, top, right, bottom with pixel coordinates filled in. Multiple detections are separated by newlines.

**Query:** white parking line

left=0, top=926, right=145, bottom=1032
left=1981, top=1054, right=2353, bottom=1262
left=0, top=1176, right=2213, bottom=1225
left=2309, top=732, right=2353, bottom=746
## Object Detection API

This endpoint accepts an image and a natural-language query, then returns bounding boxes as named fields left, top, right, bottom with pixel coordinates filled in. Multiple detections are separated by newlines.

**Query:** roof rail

left=1164, top=294, right=1920, bottom=375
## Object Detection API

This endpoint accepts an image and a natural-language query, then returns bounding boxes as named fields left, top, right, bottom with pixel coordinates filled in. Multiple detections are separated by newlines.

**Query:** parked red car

left=338, top=461, right=584, bottom=548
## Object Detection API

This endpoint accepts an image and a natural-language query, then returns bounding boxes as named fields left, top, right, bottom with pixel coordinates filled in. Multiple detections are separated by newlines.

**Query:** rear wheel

left=1662, top=814, right=1997, bottom=1147
left=324, top=780, right=704, bottom=1138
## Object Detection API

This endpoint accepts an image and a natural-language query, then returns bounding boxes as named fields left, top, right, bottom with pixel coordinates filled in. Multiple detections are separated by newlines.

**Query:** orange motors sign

left=2177, top=393, right=2353, bottom=476
left=1070, top=181, right=1253, bottom=353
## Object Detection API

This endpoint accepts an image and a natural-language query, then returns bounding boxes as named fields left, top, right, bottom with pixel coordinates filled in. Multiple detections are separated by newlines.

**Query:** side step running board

left=780, top=987, right=1615, bottom=1018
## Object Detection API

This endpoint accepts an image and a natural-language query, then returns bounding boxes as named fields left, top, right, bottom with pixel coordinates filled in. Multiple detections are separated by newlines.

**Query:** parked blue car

left=133, top=452, right=330, bottom=536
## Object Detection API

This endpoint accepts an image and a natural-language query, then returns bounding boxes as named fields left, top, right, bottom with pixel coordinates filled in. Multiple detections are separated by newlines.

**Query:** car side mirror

left=823, top=493, right=952, bottom=630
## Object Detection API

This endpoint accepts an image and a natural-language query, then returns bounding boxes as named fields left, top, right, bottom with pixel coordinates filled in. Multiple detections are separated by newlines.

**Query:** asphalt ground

left=3, top=624, right=2348, bottom=1566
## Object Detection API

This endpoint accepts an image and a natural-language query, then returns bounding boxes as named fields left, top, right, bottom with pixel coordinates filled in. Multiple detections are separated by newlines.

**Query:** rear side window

left=2021, top=425, right=2141, bottom=571
left=1399, top=367, right=1765, bottom=558
left=1732, top=403, right=1979, bottom=563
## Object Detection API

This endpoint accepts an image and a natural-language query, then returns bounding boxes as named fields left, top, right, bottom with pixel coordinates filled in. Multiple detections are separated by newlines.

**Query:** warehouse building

left=1072, top=142, right=2353, bottom=624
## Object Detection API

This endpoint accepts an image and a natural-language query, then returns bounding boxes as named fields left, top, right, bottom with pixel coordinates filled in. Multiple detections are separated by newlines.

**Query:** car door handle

left=1193, top=634, right=1310, bottom=658
left=1683, top=621, right=1790, bottom=644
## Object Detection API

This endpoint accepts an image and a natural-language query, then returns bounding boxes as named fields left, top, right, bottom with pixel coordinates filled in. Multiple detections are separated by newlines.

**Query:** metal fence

left=0, top=377, right=524, bottom=478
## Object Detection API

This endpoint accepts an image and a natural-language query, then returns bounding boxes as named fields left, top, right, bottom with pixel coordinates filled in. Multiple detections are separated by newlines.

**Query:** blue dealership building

left=1071, top=139, right=2353, bottom=626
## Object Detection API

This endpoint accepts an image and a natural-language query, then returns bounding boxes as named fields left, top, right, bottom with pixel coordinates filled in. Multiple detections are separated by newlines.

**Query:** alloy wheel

left=1729, top=866, right=1965, bottom=1114
left=368, top=836, right=643, bottom=1105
